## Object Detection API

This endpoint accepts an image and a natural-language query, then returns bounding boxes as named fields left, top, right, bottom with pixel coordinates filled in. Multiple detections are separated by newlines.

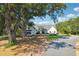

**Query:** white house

left=27, top=24, right=57, bottom=35
left=47, top=26, right=57, bottom=34
left=36, top=24, right=57, bottom=34
left=26, top=27, right=37, bottom=35
left=29, top=27, right=37, bottom=35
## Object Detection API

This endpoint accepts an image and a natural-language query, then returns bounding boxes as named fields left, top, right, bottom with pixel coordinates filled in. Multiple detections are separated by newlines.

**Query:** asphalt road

left=43, top=35, right=79, bottom=56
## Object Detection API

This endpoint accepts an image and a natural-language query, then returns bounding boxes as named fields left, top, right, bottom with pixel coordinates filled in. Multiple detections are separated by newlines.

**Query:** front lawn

left=47, top=34, right=71, bottom=41
left=47, top=34, right=62, bottom=41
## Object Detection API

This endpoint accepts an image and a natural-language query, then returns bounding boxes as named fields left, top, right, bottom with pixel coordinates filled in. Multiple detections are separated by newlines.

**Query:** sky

left=30, top=3, right=79, bottom=25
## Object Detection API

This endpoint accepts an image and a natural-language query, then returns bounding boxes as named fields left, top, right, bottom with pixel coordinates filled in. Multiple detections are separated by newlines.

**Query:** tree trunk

left=7, top=28, right=16, bottom=45
left=5, top=21, right=17, bottom=45
left=5, top=7, right=16, bottom=45
left=21, top=22, right=26, bottom=40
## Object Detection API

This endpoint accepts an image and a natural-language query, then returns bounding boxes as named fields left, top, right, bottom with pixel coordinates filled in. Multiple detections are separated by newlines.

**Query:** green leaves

left=56, top=17, right=79, bottom=35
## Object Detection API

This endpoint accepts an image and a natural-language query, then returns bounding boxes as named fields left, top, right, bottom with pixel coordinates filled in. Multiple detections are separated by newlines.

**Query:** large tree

left=0, top=3, right=67, bottom=46
left=18, top=3, right=67, bottom=38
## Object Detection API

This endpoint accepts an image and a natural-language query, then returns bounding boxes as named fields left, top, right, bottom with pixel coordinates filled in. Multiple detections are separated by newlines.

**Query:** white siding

left=30, top=27, right=37, bottom=35
left=47, top=26, right=57, bottom=34
left=29, top=25, right=57, bottom=35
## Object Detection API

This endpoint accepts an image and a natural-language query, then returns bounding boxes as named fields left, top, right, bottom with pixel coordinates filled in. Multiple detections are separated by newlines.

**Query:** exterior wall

left=47, top=26, right=57, bottom=34
left=28, top=25, right=57, bottom=35
left=29, top=27, right=37, bottom=35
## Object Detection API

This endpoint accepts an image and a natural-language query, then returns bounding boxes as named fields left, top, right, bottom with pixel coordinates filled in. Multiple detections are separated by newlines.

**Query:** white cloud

left=66, top=14, right=77, bottom=18
left=58, top=17, right=67, bottom=22
left=74, top=7, right=79, bottom=12
left=57, top=13, right=78, bottom=22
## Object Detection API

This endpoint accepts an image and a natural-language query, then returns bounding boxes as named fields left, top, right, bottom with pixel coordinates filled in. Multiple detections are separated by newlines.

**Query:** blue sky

left=31, top=3, right=79, bottom=25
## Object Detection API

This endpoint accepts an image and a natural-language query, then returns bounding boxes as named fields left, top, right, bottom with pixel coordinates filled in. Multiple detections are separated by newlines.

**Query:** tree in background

left=56, top=17, right=79, bottom=35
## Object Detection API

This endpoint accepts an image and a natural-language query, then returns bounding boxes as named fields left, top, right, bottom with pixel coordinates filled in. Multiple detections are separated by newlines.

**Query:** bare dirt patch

left=0, top=35, right=48, bottom=56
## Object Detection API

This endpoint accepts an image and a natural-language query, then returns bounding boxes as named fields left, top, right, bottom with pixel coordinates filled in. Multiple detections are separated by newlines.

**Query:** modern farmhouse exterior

left=27, top=24, right=57, bottom=35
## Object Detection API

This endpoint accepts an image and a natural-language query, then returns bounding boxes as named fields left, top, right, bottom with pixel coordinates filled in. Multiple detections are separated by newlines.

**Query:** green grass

left=47, top=34, right=62, bottom=41
left=47, top=34, right=71, bottom=41
left=60, top=34, right=71, bottom=37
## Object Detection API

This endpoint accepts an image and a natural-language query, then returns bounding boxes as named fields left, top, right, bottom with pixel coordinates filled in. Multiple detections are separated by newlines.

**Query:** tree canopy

left=56, top=17, right=79, bottom=35
left=0, top=3, right=67, bottom=46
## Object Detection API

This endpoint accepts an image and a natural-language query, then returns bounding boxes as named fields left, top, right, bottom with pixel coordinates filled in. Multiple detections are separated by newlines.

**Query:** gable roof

left=34, top=24, right=55, bottom=30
